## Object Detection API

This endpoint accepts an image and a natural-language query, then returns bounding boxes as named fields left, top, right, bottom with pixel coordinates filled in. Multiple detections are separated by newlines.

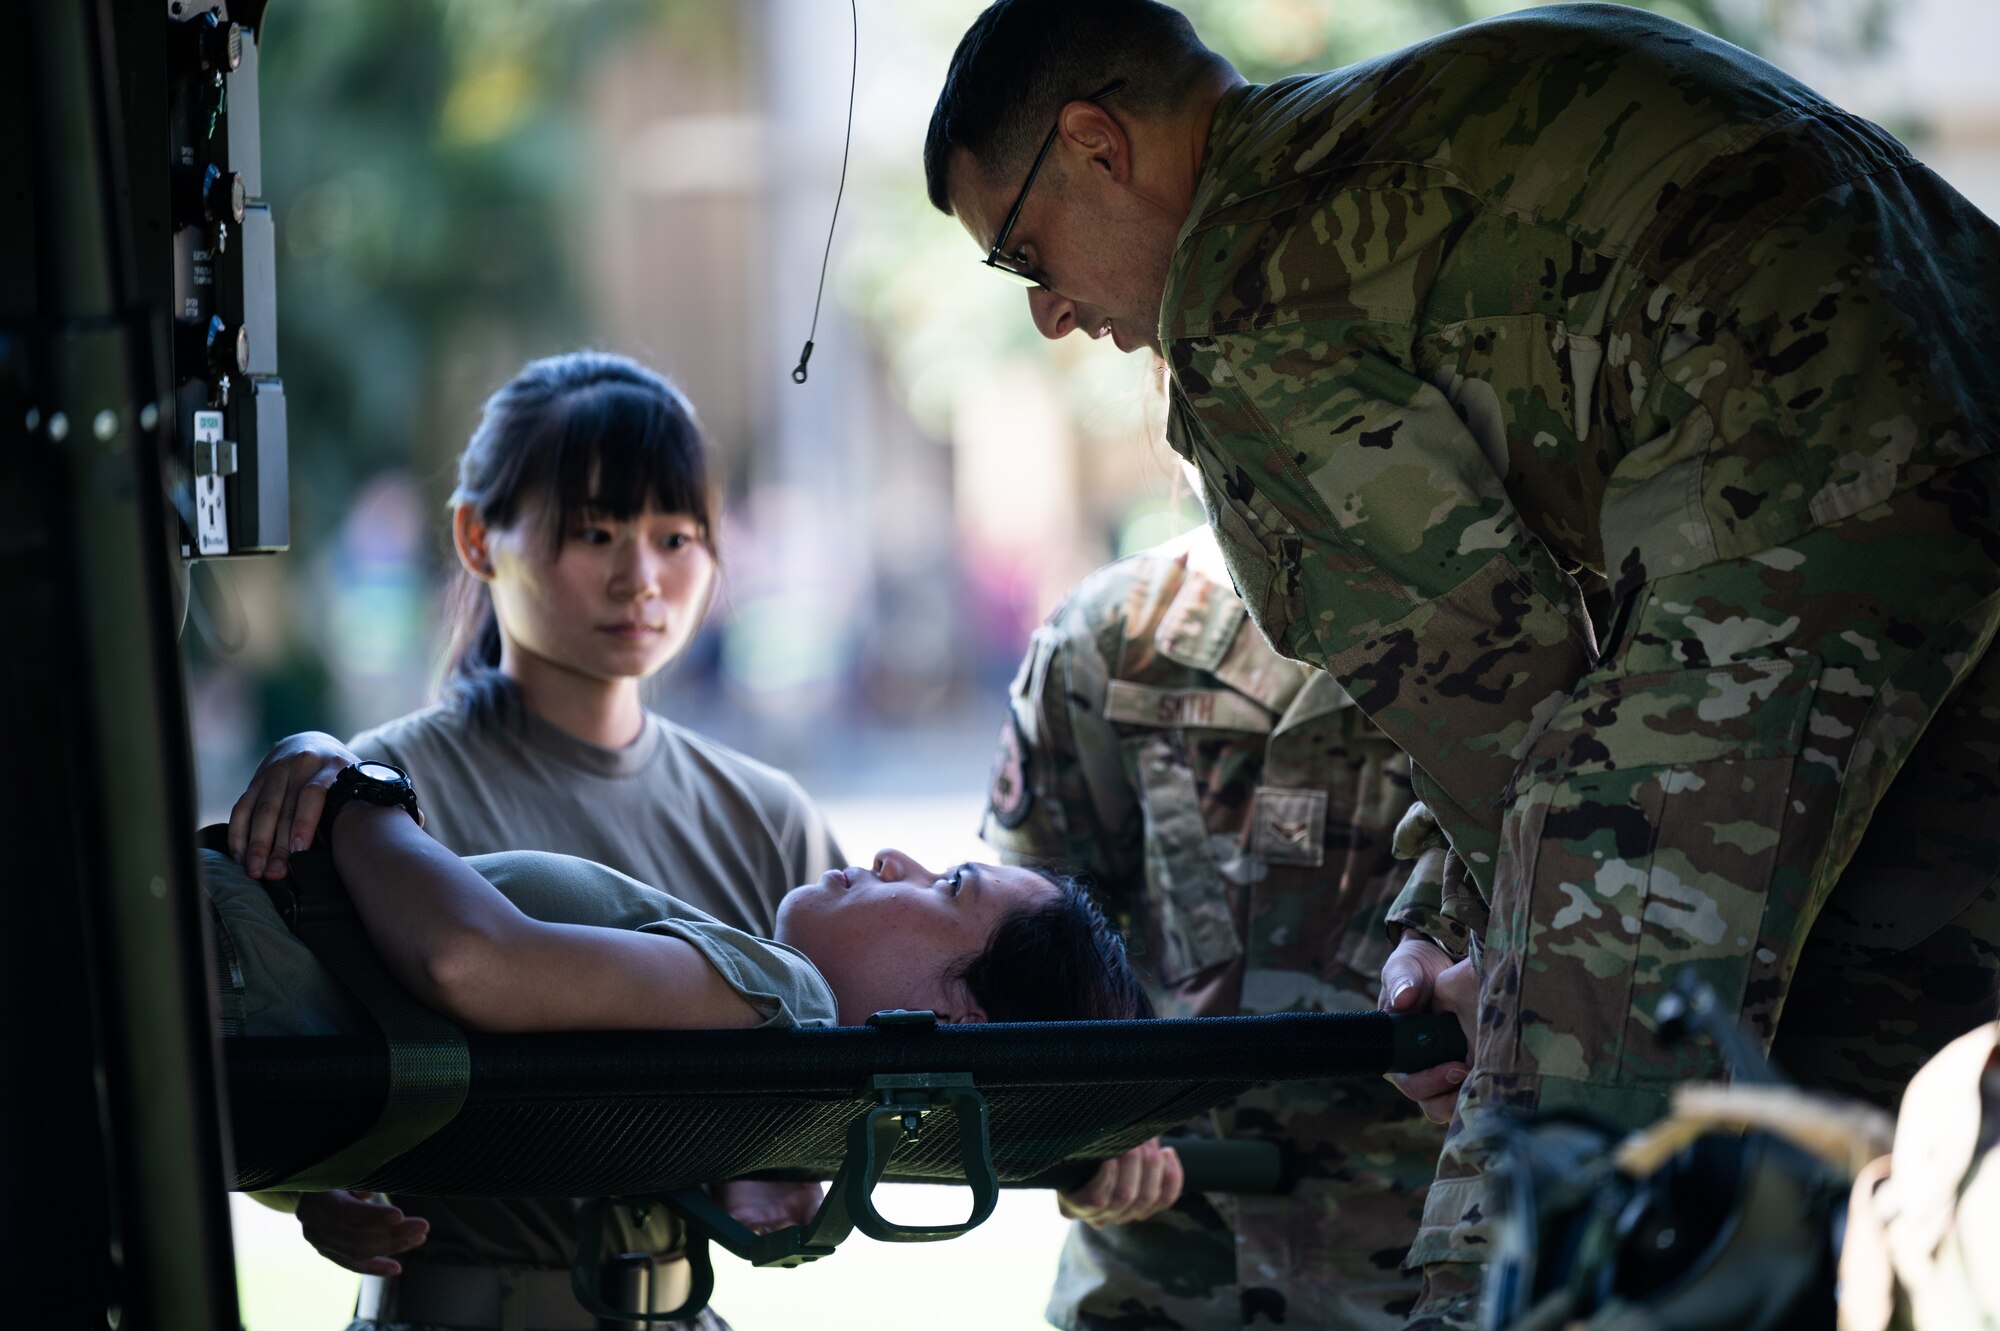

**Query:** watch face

left=354, top=760, right=402, bottom=783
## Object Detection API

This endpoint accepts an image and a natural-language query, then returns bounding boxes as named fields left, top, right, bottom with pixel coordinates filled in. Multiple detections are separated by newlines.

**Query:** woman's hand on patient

left=1380, top=935, right=1477, bottom=1125
left=714, top=1179, right=824, bottom=1234
left=294, top=1190, right=429, bottom=1276
left=1058, top=1137, right=1183, bottom=1228
left=228, top=731, right=359, bottom=880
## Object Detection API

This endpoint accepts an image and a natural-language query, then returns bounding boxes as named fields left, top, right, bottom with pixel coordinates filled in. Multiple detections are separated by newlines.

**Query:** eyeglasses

left=981, top=78, right=1126, bottom=289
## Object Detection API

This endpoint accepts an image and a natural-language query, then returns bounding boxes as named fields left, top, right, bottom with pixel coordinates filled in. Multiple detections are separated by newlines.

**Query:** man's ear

left=945, top=1006, right=991, bottom=1026
left=1058, top=101, right=1132, bottom=183
left=451, top=503, right=496, bottom=582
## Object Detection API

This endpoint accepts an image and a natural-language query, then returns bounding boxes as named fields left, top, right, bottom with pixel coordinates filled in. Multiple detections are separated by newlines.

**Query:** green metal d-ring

left=654, top=1075, right=1001, bottom=1276
left=844, top=1082, right=998, bottom=1243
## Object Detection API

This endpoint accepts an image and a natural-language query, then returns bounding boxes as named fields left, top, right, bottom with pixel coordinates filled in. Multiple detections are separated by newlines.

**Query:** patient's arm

left=328, top=803, right=762, bottom=1032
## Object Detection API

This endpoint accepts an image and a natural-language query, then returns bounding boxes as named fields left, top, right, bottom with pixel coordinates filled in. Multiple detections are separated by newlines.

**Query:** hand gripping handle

left=1390, top=1011, right=1469, bottom=1072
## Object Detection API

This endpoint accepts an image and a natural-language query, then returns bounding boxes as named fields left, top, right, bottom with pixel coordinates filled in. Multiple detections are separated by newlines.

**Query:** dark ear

left=943, top=976, right=990, bottom=1025
left=1057, top=101, right=1132, bottom=182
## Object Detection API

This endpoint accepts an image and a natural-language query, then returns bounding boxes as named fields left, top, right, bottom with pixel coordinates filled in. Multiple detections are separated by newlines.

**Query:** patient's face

left=775, top=849, right=1057, bottom=1026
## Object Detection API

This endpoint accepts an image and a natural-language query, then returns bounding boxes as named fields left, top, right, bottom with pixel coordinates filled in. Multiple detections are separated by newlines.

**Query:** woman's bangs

left=545, top=384, right=713, bottom=536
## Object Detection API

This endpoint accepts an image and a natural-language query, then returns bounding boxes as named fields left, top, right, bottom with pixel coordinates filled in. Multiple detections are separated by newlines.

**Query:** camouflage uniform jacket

left=983, top=528, right=1440, bottom=1329
left=1159, top=2, right=2000, bottom=919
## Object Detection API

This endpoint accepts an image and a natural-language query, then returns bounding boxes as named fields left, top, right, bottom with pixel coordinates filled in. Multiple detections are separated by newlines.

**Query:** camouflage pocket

left=1134, top=736, right=1245, bottom=983
left=1251, top=786, right=1327, bottom=868
left=1481, top=655, right=1820, bottom=1087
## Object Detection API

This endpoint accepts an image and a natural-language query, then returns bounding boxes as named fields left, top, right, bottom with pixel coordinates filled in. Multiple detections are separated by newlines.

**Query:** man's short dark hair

left=948, top=871, right=1154, bottom=1022
left=924, top=0, right=1228, bottom=214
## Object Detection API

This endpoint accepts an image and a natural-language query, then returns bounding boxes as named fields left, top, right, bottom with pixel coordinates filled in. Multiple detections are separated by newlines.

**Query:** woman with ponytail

left=228, top=350, right=841, bottom=1329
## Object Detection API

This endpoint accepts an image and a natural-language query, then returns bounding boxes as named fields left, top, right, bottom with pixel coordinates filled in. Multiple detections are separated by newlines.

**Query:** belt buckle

left=598, top=1252, right=651, bottom=1331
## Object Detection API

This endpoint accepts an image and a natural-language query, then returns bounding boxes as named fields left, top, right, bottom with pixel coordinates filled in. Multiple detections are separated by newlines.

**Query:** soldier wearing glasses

left=928, top=1, right=2000, bottom=1326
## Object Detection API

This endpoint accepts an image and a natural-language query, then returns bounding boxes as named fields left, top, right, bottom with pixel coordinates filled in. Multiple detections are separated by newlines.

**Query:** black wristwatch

left=322, top=759, right=423, bottom=838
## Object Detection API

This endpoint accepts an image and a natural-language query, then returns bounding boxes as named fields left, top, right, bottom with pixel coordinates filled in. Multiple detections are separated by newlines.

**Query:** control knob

left=178, top=314, right=249, bottom=382
left=174, top=164, right=246, bottom=229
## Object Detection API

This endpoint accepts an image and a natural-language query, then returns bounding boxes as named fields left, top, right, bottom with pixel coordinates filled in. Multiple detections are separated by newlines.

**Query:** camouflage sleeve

left=1384, top=802, right=1474, bottom=960
left=1173, top=316, right=1595, bottom=897
left=980, top=604, right=1144, bottom=895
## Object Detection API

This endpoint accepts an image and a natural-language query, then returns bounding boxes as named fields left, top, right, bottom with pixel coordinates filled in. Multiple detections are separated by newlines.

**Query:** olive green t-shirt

left=202, top=847, right=839, bottom=1038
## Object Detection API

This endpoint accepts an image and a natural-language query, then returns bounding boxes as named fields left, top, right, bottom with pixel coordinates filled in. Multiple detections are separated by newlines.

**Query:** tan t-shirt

left=351, top=698, right=841, bottom=936
left=335, top=696, right=844, bottom=1269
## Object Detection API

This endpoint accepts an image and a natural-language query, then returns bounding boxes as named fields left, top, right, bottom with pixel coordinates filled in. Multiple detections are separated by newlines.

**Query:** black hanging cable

left=792, top=0, right=858, bottom=385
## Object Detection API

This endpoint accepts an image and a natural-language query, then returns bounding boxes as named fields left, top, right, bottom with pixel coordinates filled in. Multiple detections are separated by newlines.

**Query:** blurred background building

left=199, top=1, right=1997, bottom=1326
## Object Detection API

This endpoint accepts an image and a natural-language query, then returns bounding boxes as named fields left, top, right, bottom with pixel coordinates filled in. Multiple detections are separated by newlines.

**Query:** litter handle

left=1390, top=1012, right=1468, bottom=1072
left=1172, top=1139, right=1288, bottom=1195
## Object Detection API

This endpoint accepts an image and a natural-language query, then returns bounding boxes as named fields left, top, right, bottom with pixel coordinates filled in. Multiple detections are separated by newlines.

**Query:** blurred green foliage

left=258, top=0, right=733, bottom=547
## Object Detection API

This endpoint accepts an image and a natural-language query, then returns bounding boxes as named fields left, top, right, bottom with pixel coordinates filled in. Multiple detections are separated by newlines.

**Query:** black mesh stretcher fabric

left=225, top=1012, right=1403, bottom=1197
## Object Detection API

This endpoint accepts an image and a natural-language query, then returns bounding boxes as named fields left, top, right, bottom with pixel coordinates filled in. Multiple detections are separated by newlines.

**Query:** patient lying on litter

left=204, top=740, right=1148, bottom=1036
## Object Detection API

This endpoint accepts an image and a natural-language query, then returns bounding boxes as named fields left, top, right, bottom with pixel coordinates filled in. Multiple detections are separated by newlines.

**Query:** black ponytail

left=439, top=568, right=510, bottom=717
left=439, top=351, right=719, bottom=724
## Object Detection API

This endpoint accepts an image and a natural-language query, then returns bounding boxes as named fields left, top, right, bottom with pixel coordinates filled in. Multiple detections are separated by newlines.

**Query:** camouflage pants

left=1050, top=1079, right=1435, bottom=1331
left=1407, top=460, right=2000, bottom=1329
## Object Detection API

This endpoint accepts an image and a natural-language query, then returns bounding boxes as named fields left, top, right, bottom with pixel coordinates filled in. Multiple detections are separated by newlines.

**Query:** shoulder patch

left=987, top=713, right=1033, bottom=830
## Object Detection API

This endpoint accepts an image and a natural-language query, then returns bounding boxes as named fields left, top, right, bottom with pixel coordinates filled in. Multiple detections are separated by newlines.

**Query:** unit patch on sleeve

left=987, top=713, right=1033, bottom=829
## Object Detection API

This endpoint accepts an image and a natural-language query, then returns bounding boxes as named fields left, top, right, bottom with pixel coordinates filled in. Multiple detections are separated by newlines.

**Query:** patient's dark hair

left=948, top=871, right=1153, bottom=1023
left=924, top=0, right=1229, bottom=213
left=440, top=351, right=717, bottom=720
